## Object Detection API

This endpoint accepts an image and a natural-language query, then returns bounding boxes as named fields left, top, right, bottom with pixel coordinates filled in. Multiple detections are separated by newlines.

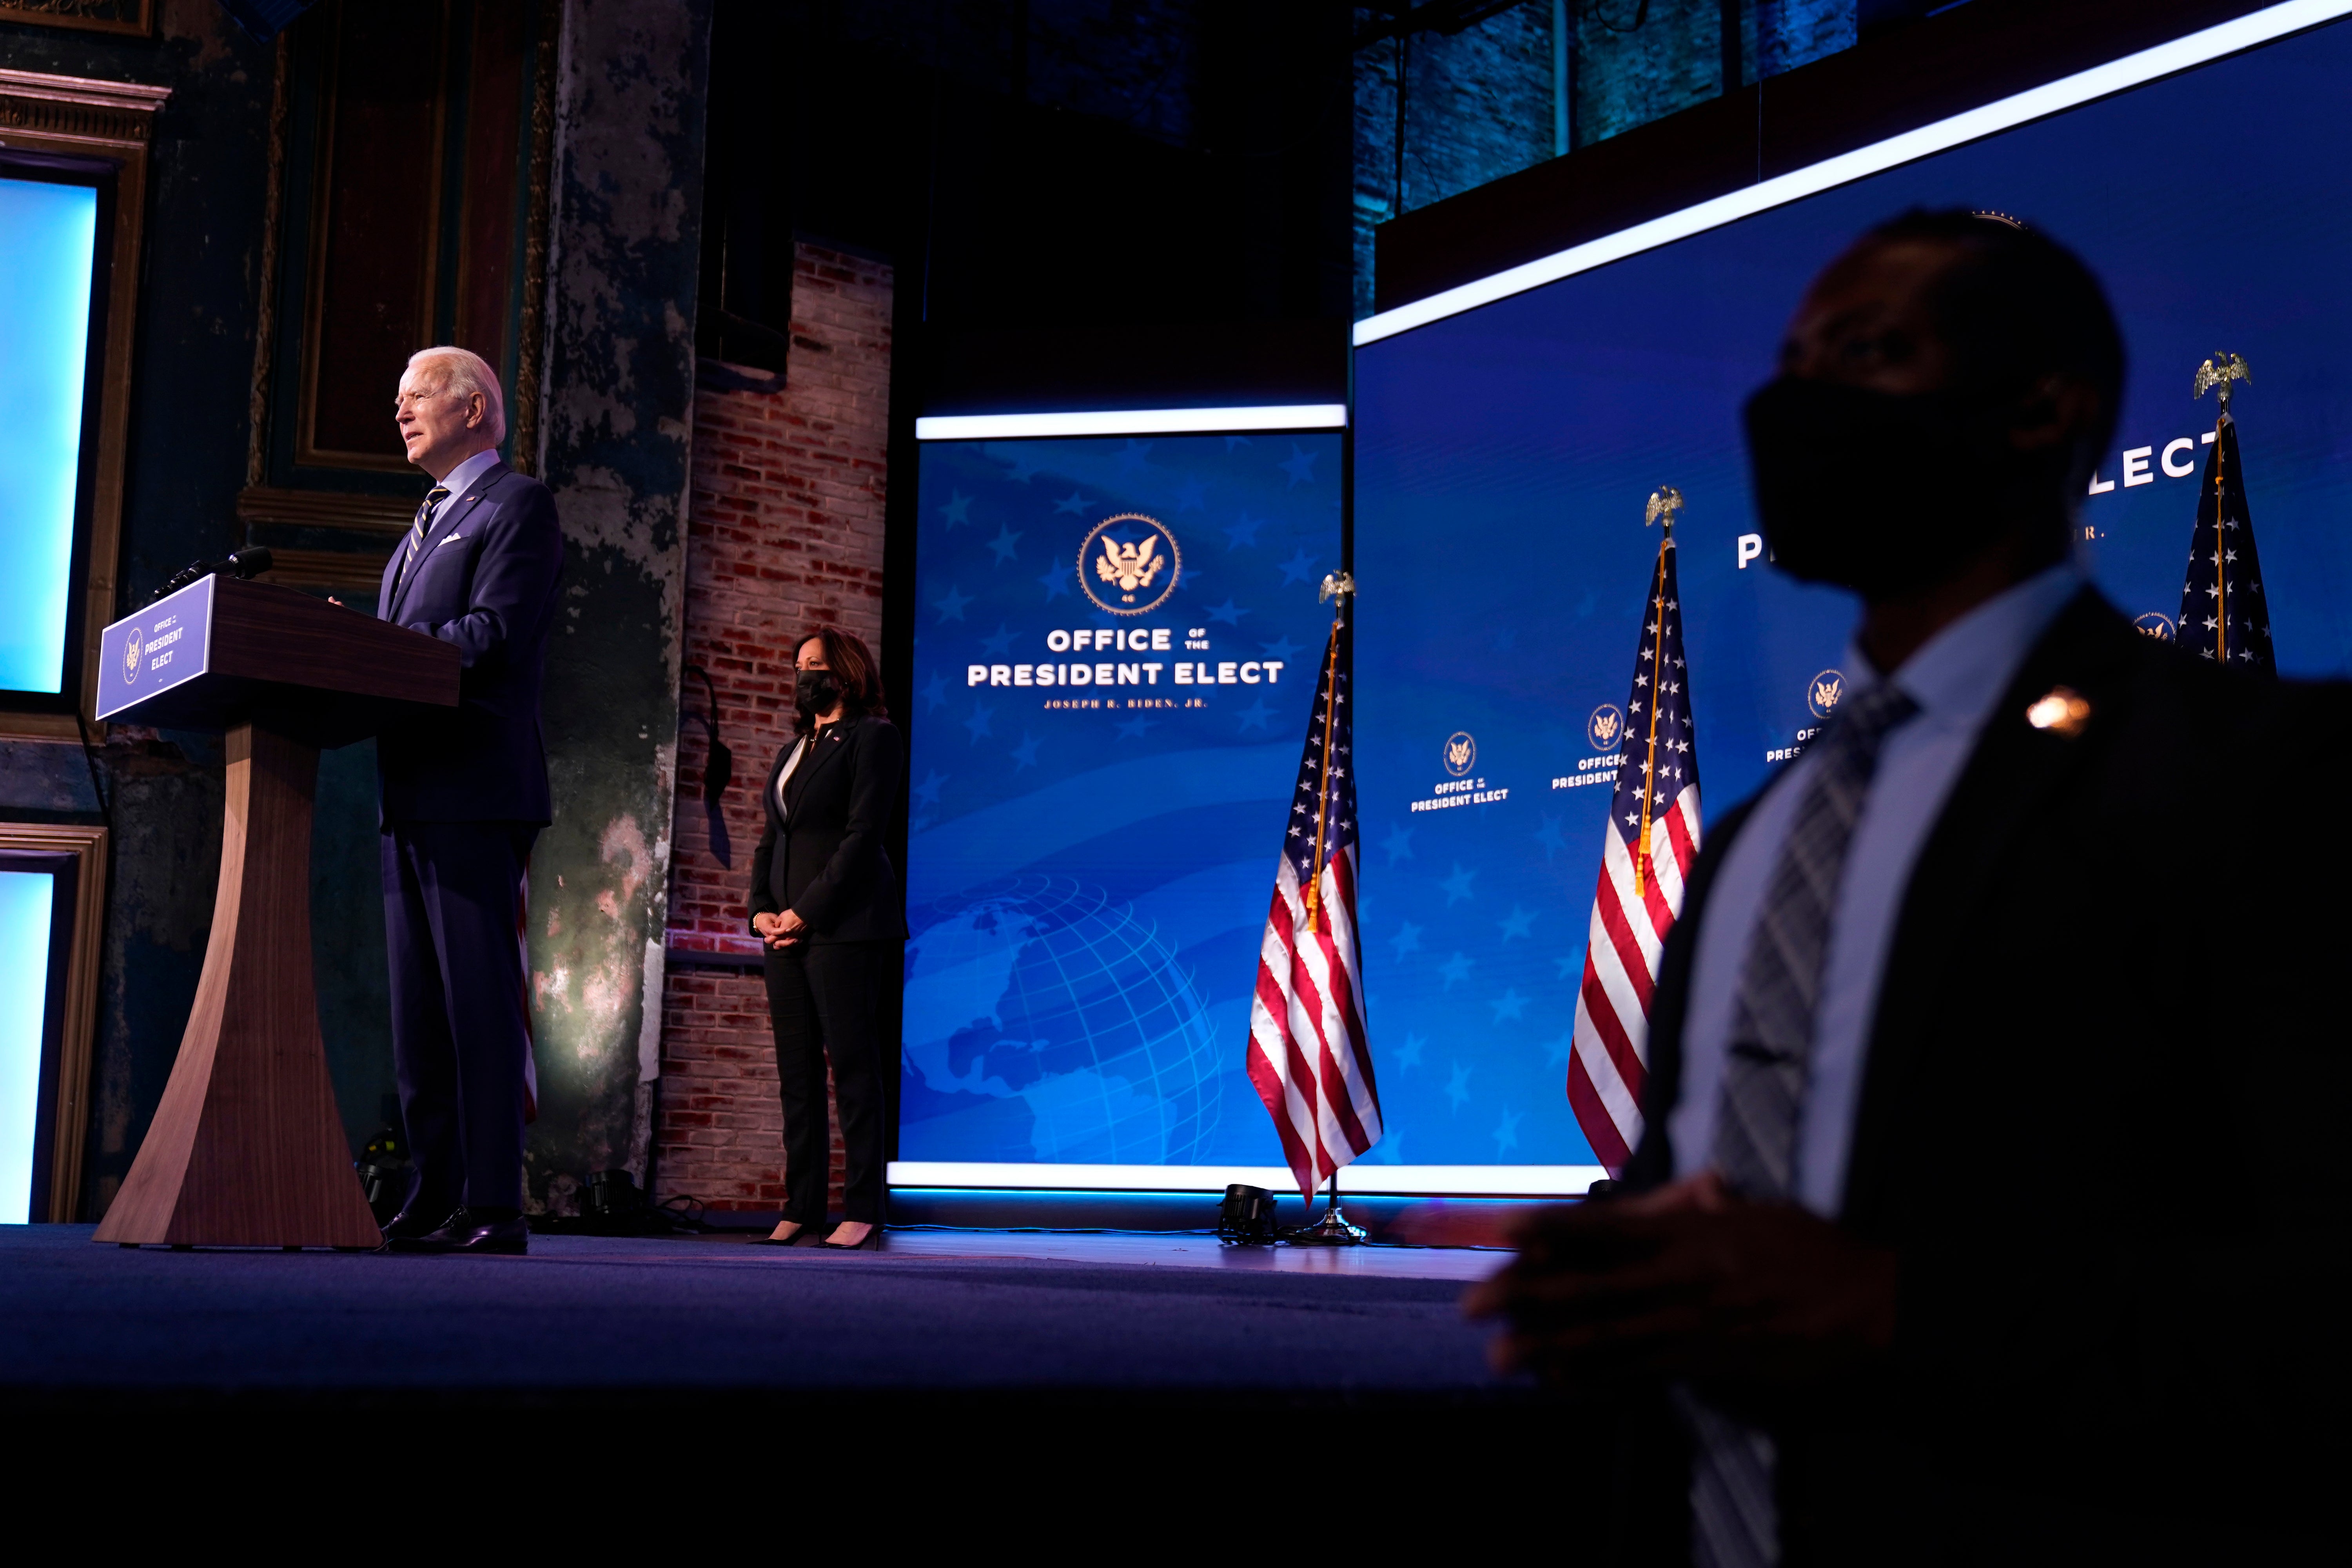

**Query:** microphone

left=143, top=546, right=274, bottom=607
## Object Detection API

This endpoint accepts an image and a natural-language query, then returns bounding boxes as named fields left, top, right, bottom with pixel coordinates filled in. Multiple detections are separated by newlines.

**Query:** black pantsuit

left=750, top=713, right=907, bottom=1226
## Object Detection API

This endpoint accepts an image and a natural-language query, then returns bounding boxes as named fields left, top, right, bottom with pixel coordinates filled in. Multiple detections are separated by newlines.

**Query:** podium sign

left=91, top=577, right=458, bottom=1248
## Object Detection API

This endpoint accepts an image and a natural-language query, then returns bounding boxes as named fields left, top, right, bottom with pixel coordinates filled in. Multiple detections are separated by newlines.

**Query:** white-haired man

left=374, top=345, right=563, bottom=1255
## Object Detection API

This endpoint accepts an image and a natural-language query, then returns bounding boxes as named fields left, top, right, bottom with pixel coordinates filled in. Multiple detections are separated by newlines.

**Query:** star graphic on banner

left=1441, top=862, right=1477, bottom=905
left=1054, top=490, right=1089, bottom=515
left=1258, top=634, right=1302, bottom=662
left=1542, top=1031, right=1573, bottom=1067
left=1276, top=547, right=1320, bottom=586
left=1439, top=951, right=1474, bottom=989
left=1003, top=455, right=1041, bottom=483
left=1234, top=697, right=1274, bottom=733
left=919, top=670, right=950, bottom=711
left=1205, top=597, right=1250, bottom=625
left=1555, top=954, right=1581, bottom=980
left=1279, top=443, right=1318, bottom=487
left=1118, top=439, right=1154, bottom=472
left=1008, top=733, right=1040, bottom=771
left=1037, top=561, right=1072, bottom=601
left=987, top=525, right=1022, bottom=565
left=1492, top=1107, right=1523, bottom=1156
left=911, top=769, right=946, bottom=810
left=1223, top=434, right=1254, bottom=452
left=1497, top=905, right=1537, bottom=941
left=1173, top=475, right=1209, bottom=512
left=962, top=702, right=994, bottom=742
left=1381, top=823, right=1415, bottom=866
left=1490, top=988, right=1528, bottom=1023
left=1395, top=1032, right=1426, bottom=1070
left=1112, top=715, right=1158, bottom=739
left=932, top=585, right=973, bottom=623
left=1445, top=1061, right=1473, bottom=1112
left=1388, top=920, right=1423, bottom=961
left=1534, top=814, right=1566, bottom=860
left=979, top=624, right=1017, bottom=656
left=939, top=490, right=973, bottom=528
left=1223, top=512, right=1265, bottom=550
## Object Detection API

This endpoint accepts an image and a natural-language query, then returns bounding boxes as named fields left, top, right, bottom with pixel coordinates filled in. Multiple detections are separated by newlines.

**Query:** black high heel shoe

left=821, top=1222, right=882, bottom=1250
left=749, top=1223, right=811, bottom=1247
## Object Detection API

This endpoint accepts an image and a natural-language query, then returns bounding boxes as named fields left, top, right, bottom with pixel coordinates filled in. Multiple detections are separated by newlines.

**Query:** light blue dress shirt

left=427, top=446, right=503, bottom=531
left=1666, top=563, right=2084, bottom=1214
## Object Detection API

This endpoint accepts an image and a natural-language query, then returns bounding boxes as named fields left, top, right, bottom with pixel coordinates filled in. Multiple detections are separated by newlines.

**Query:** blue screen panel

left=0, top=177, right=98, bottom=697
left=902, top=431, right=1343, bottom=1168
left=0, top=869, right=55, bottom=1225
left=1353, top=17, right=2352, bottom=1164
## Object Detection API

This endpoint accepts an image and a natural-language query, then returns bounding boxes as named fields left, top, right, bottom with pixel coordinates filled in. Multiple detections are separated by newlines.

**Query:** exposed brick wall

left=654, top=241, right=892, bottom=1217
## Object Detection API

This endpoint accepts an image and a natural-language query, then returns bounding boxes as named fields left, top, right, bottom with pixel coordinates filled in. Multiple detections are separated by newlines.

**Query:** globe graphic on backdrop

left=900, top=876, right=1222, bottom=1163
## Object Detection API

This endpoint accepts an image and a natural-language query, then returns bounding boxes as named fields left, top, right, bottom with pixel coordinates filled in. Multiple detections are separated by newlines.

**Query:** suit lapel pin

left=2024, top=685, right=2091, bottom=737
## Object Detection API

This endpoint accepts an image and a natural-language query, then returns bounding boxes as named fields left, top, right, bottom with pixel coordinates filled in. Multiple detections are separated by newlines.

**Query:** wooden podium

left=91, top=575, right=459, bottom=1248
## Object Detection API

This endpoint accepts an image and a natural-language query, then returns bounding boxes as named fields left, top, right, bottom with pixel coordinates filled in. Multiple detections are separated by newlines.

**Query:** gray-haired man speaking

left=373, top=346, right=563, bottom=1255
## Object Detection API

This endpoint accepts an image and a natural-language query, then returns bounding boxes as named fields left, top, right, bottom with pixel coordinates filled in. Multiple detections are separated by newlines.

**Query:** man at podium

left=372, top=346, right=563, bottom=1255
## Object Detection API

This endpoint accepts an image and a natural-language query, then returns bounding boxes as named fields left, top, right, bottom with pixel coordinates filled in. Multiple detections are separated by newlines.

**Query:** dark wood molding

left=245, top=33, right=292, bottom=492
left=256, top=544, right=394, bottom=594
left=513, top=0, right=560, bottom=477
left=1374, top=0, right=2289, bottom=313
left=0, top=67, right=169, bottom=742
left=0, top=821, right=107, bottom=1223
left=236, top=483, right=418, bottom=536
left=0, top=0, right=154, bottom=40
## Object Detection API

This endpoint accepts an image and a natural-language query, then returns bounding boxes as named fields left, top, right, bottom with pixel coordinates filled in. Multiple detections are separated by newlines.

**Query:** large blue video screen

left=0, top=176, right=99, bottom=698
left=901, top=430, right=1341, bottom=1169
left=1353, top=14, right=2352, bottom=1166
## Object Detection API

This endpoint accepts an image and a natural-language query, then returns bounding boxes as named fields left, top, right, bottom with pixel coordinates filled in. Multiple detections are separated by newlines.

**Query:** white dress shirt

left=1667, top=563, right=2084, bottom=1214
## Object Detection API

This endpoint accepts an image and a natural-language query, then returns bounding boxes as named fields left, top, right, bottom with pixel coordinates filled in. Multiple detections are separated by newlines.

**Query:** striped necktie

left=397, top=484, right=451, bottom=592
left=1689, top=679, right=1918, bottom=1568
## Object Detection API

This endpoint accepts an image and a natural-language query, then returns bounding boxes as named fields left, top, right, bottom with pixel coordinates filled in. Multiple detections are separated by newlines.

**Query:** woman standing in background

left=749, top=627, right=905, bottom=1249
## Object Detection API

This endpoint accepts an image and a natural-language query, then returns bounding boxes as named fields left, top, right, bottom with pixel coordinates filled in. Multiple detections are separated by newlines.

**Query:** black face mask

left=795, top=670, right=843, bottom=720
left=1742, top=376, right=2049, bottom=600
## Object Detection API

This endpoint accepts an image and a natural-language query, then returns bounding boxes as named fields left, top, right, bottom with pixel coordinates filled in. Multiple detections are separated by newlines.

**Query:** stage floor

left=2, top=1224, right=1514, bottom=1408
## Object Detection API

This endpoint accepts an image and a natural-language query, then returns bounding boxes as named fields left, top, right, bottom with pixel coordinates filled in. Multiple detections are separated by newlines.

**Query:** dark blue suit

left=375, top=459, right=563, bottom=1214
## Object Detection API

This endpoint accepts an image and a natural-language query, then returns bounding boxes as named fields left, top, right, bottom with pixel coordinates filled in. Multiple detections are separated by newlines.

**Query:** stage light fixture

left=1216, top=1183, right=1283, bottom=1245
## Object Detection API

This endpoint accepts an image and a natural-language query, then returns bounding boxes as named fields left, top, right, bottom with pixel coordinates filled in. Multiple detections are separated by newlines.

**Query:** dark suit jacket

left=1621, top=588, right=2352, bottom=1555
left=748, top=713, right=907, bottom=944
left=374, top=460, right=564, bottom=824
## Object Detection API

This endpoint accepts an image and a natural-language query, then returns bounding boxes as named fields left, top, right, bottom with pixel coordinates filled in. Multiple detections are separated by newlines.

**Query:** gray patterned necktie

left=396, top=484, right=450, bottom=594
left=1690, top=679, right=1918, bottom=1568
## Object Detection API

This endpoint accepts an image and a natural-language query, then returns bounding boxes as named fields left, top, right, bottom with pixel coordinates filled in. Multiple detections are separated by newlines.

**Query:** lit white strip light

left=914, top=404, right=1348, bottom=441
left=1353, top=0, right=2352, bottom=346
left=887, top=1162, right=1608, bottom=1197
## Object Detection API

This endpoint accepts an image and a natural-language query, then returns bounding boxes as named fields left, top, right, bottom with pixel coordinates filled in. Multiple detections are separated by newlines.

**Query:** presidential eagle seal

left=1587, top=704, right=1624, bottom=752
left=1806, top=669, right=1845, bottom=720
left=2134, top=612, right=2176, bottom=642
left=122, top=624, right=143, bottom=684
left=1077, top=513, right=1181, bottom=616
left=1442, top=731, right=1477, bottom=777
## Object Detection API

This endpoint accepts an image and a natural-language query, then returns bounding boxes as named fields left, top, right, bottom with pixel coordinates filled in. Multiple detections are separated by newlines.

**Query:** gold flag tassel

left=1633, top=489, right=1681, bottom=899
left=2192, top=352, right=2250, bottom=663
left=1303, top=572, right=1356, bottom=933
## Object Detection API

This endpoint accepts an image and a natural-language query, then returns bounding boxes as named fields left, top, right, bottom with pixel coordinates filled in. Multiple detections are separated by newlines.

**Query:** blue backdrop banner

left=902, top=430, right=1342, bottom=1168
left=1352, top=14, right=2352, bottom=1168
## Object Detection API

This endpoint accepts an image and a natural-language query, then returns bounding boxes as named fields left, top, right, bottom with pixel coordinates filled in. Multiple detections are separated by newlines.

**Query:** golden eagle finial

left=1644, top=486, right=1684, bottom=532
left=2192, top=352, right=2251, bottom=414
left=1318, top=570, right=1356, bottom=605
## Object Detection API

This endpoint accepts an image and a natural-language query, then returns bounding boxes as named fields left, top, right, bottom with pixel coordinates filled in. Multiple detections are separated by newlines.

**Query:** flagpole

left=1292, top=571, right=1368, bottom=1247
left=1633, top=488, right=1682, bottom=898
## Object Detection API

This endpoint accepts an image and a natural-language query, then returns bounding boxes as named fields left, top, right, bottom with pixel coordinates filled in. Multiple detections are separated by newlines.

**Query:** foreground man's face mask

left=1742, top=375, right=2045, bottom=601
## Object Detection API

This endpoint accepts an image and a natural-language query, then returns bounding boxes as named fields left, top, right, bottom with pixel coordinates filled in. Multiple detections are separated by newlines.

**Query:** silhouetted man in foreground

left=1472, top=212, right=2350, bottom=1561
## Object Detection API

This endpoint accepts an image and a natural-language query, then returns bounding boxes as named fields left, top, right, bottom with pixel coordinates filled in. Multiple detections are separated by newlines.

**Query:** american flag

left=1566, top=529, right=1701, bottom=1173
left=2177, top=414, right=2275, bottom=677
left=1248, top=611, right=1382, bottom=1201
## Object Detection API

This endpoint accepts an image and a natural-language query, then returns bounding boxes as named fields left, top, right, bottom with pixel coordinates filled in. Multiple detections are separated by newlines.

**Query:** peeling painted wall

left=523, top=0, right=712, bottom=1203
